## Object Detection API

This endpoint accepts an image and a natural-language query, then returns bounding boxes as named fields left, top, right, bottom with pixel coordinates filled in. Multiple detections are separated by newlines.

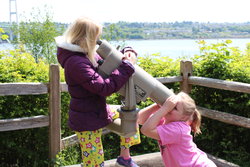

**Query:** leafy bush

left=54, top=145, right=82, bottom=167
left=0, top=49, right=70, bottom=167
left=191, top=40, right=250, bottom=167
left=0, top=49, right=49, bottom=166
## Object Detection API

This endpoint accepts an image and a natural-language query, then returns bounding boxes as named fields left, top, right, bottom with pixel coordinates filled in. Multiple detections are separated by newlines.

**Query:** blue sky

left=0, top=0, right=250, bottom=24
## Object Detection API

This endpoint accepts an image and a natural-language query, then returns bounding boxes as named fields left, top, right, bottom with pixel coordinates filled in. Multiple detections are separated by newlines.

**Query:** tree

left=11, top=6, right=64, bottom=64
left=102, top=23, right=124, bottom=41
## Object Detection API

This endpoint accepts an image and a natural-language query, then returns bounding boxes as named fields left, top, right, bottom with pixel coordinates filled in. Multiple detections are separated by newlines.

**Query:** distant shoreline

left=1, top=37, right=250, bottom=44
left=116, top=37, right=250, bottom=41
left=1, top=37, right=250, bottom=43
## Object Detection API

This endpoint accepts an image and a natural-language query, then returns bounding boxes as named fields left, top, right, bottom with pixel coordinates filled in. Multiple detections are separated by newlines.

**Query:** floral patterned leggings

left=75, top=109, right=141, bottom=167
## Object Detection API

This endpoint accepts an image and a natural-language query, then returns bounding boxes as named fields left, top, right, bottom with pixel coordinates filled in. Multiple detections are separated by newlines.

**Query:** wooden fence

left=0, top=60, right=249, bottom=166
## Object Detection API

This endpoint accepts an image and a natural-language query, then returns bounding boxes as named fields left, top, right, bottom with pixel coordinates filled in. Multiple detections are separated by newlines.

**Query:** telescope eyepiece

left=97, top=40, right=102, bottom=45
left=97, top=59, right=104, bottom=65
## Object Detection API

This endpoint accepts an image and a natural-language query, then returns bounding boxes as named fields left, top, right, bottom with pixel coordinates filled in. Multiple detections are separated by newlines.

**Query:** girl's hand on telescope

left=123, top=51, right=137, bottom=65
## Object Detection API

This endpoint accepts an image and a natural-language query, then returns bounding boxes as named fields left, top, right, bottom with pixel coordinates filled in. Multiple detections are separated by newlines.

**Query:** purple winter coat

left=55, top=37, right=135, bottom=132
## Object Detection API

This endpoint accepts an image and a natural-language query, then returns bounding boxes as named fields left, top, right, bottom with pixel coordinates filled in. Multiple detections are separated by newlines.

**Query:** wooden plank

left=61, top=134, right=78, bottom=149
left=60, top=82, right=68, bottom=92
left=189, top=76, right=250, bottom=94
left=156, top=76, right=183, bottom=83
left=198, top=106, right=250, bottom=129
left=207, top=154, right=240, bottom=167
left=49, top=64, right=61, bottom=161
left=64, top=152, right=164, bottom=167
left=0, top=83, right=48, bottom=96
left=64, top=152, right=239, bottom=167
left=0, top=115, right=49, bottom=131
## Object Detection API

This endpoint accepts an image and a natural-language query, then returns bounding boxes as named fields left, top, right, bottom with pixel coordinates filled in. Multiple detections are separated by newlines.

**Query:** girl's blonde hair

left=64, top=16, right=102, bottom=66
left=178, top=92, right=201, bottom=136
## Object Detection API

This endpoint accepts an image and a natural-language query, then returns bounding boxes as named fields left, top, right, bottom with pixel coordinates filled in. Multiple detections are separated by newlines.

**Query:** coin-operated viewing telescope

left=96, top=40, right=174, bottom=137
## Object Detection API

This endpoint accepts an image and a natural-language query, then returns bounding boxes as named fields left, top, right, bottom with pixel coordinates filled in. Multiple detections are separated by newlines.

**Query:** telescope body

left=97, top=40, right=174, bottom=105
left=96, top=40, right=174, bottom=137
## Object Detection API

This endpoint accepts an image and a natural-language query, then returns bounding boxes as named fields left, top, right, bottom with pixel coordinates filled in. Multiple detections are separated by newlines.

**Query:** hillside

left=1, top=21, right=250, bottom=42
left=102, top=21, right=250, bottom=40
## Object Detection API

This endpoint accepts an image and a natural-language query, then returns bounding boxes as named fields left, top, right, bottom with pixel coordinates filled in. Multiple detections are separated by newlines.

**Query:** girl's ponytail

left=190, top=109, right=201, bottom=136
left=178, top=92, right=202, bottom=136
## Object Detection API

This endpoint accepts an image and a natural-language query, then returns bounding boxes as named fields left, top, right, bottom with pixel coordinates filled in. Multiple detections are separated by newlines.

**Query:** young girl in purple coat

left=55, top=16, right=140, bottom=167
left=138, top=92, right=217, bottom=167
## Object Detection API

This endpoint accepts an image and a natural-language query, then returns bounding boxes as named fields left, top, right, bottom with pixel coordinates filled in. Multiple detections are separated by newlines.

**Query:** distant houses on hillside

left=1, top=21, right=250, bottom=41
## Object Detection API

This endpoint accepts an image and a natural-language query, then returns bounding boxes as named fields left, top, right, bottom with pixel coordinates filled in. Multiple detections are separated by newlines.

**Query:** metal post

left=9, top=0, right=18, bottom=41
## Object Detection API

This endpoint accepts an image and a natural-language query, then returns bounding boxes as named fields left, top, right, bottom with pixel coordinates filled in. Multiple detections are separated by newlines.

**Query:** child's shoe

left=115, top=156, right=139, bottom=167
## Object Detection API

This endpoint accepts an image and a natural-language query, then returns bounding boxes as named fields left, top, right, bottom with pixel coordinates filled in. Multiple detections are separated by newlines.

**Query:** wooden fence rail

left=0, top=115, right=49, bottom=131
left=189, top=76, right=250, bottom=93
left=0, top=83, right=48, bottom=95
left=0, top=60, right=249, bottom=167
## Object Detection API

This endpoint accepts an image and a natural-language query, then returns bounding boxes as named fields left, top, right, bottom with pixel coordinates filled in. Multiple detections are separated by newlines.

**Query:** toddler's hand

left=162, top=95, right=179, bottom=112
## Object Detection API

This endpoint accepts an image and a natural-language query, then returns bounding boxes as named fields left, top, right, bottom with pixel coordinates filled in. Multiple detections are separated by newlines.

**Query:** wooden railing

left=0, top=60, right=249, bottom=166
left=0, top=65, right=61, bottom=161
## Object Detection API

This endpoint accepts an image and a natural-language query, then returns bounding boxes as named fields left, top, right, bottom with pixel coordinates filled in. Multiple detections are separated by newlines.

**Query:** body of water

left=0, top=43, right=14, bottom=50
left=124, top=38, right=250, bottom=59
left=1, top=38, right=250, bottom=59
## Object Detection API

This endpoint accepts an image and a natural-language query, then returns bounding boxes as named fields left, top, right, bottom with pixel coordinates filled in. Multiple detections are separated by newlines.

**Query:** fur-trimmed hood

left=55, top=36, right=88, bottom=68
left=55, top=36, right=86, bottom=53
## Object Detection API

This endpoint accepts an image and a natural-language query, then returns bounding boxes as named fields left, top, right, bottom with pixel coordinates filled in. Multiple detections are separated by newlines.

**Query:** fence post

left=49, top=64, right=61, bottom=162
left=180, top=60, right=193, bottom=93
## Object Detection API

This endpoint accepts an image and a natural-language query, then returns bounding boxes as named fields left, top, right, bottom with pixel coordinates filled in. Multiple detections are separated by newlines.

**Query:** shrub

left=0, top=49, right=70, bottom=167
left=0, top=49, right=49, bottom=166
left=191, top=40, right=250, bottom=166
